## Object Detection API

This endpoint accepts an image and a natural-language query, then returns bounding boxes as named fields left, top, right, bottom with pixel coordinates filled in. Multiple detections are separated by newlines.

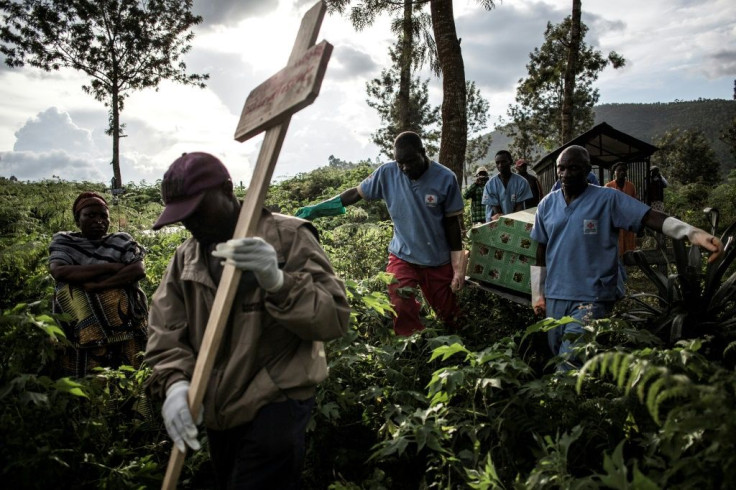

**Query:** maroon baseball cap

left=514, top=159, right=528, bottom=168
left=153, top=152, right=231, bottom=230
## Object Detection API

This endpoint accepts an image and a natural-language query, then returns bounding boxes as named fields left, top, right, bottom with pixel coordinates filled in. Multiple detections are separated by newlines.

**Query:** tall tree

left=429, top=0, right=495, bottom=184
left=429, top=0, right=465, bottom=184
left=328, top=0, right=435, bottom=135
left=366, top=42, right=440, bottom=158
left=504, top=114, right=538, bottom=163
left=331, top=0, right=495, bottom=184
left=560, top=0, right=582, bottom=143
left=0, top=0, right=208, bottom=189
left=507, top=16, right=624, bottom=155
left=464, top=80, right=491, bottom=186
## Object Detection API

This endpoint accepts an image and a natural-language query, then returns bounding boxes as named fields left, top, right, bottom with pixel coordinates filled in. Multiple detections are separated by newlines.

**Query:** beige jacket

left=145, top=210, right=350, bottom=430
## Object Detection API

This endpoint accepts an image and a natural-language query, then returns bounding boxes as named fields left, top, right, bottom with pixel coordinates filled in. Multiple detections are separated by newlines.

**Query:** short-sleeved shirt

left=482, top=173, right=533, bottom=220
left=531, top=185, right=650, bottom=302
left=359, top=161, right=464, bottom=266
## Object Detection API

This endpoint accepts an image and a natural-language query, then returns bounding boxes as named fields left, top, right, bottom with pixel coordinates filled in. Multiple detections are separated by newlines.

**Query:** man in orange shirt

left=605, top=162, right=638, bottom=255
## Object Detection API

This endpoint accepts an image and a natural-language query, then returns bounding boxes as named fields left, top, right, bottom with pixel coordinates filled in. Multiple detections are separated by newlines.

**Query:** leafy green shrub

left=0, top=239, right=54, bottom=310
left=2, top=169, right=736, bottom=489
left=578, top=342, right=736, bottom=488
left=321, top=221, right=393, bottom=280
left=0, top=302, right=212, bottom=489
left=626, top=220, right=736, bottom=361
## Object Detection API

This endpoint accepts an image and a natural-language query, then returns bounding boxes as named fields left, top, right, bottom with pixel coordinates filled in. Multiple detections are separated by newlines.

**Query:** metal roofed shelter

left=532, top=122, right=659, bottom=199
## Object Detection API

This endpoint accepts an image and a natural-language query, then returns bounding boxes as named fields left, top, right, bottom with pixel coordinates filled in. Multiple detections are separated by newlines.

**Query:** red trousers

left=386, top=253, right=460, bottom=336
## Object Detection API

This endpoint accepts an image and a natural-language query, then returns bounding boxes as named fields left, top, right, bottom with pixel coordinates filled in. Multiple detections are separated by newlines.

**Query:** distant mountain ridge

left=482, top=99, right=736, bottom=171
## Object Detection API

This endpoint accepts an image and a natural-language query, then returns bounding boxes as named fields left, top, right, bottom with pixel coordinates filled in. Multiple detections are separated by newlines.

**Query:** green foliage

left=366, top=52, right=441, bottom=158
left=267, top=162, right=376, bottom=214
left=2, top=171, right=736, bottom=489
left=521, top=425, right=595, bottom=489
left=625, top=221, right=736, bottom=361
left=464, top=80, right=492, bottom=186
left=652, top=128, right=722, bottom=186
left=0, top=300, right=213, bottom=489
left=507, top=16, right=625, bottom=154
left=720, top=115, right=736, bottom=166
left=577, top=344, right=736, bottom=487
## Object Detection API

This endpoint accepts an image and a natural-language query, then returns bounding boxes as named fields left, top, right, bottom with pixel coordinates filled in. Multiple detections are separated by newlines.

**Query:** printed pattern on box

left=466, top=211, right=538, bottom=294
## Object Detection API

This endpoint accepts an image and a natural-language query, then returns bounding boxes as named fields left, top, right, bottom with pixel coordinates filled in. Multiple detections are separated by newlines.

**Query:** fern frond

left=724, top=341, right=736, bottom=357
left=577, top=352, right=634, bottom=393
left=645, top=377, right=669, bottom=424
left=635, top=364, right=665, bottom=402
left=651, top=376, right=692, bottom=425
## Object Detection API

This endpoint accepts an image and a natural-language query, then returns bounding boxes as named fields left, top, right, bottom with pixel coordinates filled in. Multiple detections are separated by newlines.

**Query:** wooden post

left=161, top=2, right=331, bottom=488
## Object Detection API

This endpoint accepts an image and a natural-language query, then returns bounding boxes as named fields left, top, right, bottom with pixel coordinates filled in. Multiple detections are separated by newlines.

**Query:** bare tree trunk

left=111, top=87, right=122, bottom=190
left=561, top=0, right=581, bottom=143
left=398, top=0, right=413, bottom=130
left=430, top=0, right=466, bottom=184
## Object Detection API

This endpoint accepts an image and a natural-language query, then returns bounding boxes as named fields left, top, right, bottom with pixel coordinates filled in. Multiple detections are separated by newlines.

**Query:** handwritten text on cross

left=234, top=41, right=332, bottom=142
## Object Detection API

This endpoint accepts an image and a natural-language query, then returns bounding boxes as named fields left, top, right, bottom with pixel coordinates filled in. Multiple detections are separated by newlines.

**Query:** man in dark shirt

left=515, top=159, right=544, bottom=208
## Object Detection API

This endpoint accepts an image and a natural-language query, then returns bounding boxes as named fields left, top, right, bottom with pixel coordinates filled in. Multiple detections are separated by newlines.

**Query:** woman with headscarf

left=49, top=191, right=148, bottom=377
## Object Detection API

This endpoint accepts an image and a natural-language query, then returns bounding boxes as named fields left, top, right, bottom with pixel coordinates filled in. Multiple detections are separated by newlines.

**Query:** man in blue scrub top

left=530, top=145, right=724, bottom=370
left=296, top=132, right=466, bottom=336
left=482, top=150, right=533, bottom=221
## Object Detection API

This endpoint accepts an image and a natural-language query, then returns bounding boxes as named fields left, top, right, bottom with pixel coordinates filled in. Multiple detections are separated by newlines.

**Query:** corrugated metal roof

left=532, top=122, right=659, bottom=172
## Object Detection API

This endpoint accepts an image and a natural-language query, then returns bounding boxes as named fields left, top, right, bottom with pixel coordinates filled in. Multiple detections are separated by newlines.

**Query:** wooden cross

left=162, top=2, right=332, bottom=488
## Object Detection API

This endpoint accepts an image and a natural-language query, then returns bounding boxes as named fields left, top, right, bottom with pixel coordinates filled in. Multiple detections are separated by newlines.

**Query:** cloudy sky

left=0, top=0, right=733, bottom=186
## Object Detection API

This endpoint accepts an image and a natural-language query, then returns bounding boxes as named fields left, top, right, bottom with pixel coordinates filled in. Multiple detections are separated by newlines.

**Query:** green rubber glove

left=295, top=195, right=346, bottom=220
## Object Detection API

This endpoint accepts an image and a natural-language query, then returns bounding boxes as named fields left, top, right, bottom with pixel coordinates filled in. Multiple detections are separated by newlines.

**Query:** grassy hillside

left=483, top=99, right=736, bottom=170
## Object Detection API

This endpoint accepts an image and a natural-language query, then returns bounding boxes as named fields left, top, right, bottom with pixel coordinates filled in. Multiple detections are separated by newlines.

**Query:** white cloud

left=13, top=107, right=94, bottom=153
left=0, top=150, right=107, bottom=182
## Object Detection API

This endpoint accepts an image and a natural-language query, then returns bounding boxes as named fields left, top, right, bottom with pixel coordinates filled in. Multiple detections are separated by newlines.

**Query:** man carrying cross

left=145, top=152, right=350, bottom=488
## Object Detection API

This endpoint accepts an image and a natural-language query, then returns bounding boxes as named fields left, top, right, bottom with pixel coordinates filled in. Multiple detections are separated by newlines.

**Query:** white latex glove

left=530, top=265, right=547, bottom=316
left=212, top=237, right=284, bottom=292
left=162, top=380, right=202, bottom=453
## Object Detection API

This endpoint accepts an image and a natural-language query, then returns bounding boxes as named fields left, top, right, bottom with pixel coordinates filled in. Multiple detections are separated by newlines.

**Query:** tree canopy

left=464, top=80, right=491, bottom=185
left=506, top=16, right=624, bottom=158
left=365, top=41, right=440, bottom=158
left=653, top=128, right=721, bottom=186
left=0, top=0, right=208, bottom=188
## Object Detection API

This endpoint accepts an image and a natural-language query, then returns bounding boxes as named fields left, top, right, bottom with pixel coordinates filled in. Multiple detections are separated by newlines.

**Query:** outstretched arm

left=339, top=187, right=362, bottom=206
left=295, top=187, right=363, bottom=220
left=642, top=209, right=724, bottom=263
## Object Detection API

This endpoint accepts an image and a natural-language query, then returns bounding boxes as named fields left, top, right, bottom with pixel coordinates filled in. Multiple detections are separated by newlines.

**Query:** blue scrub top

left=481, top=173, right=533, bottom=220
left=531, top=185, right=650, bottom=301
left=359, top=161, right=463, bottom=267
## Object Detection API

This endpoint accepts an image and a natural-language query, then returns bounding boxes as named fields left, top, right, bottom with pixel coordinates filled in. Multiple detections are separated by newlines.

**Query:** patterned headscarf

left=73, top=191, right=109, bottom=215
